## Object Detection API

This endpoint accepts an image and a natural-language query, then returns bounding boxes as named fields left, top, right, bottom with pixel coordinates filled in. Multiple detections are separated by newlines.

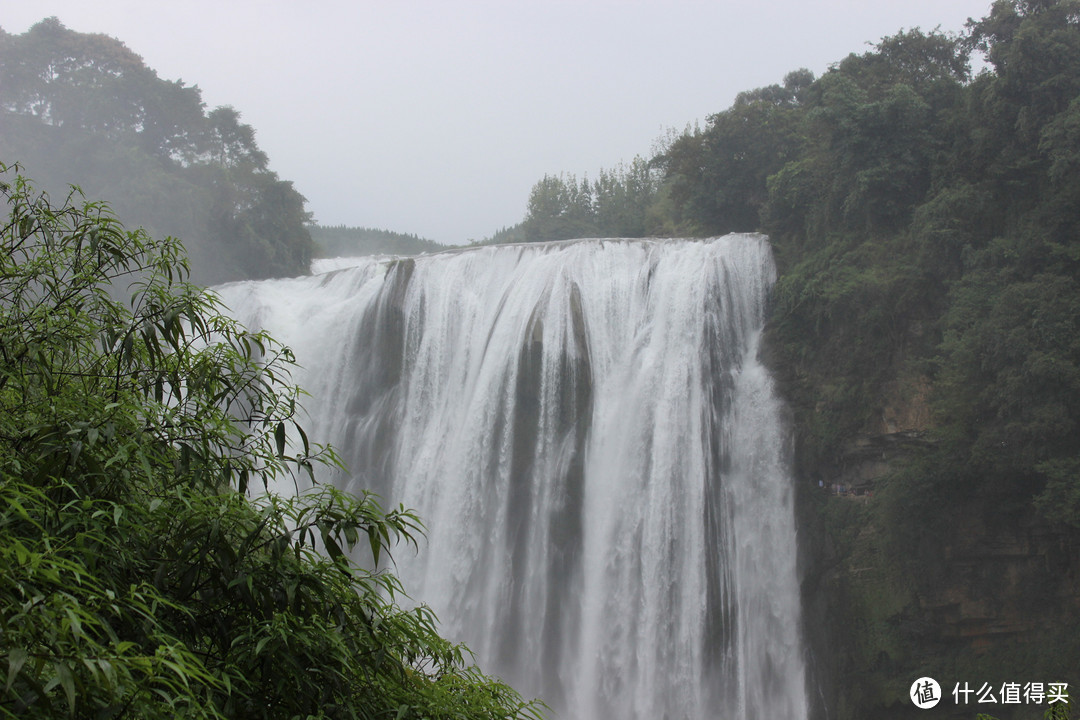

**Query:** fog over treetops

left=0, top=18, right=315, bottom=284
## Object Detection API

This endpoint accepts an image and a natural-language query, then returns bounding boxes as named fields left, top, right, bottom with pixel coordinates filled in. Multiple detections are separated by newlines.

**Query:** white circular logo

left=910, top=677, right=941, bottom=709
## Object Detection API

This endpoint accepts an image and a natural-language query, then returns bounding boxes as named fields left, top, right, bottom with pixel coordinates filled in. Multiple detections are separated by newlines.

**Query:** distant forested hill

left=0, top=18, right=315, bottom=284
left=309, top=224, right=443, bottom=257
left=475, top=223, right=527, bottom=246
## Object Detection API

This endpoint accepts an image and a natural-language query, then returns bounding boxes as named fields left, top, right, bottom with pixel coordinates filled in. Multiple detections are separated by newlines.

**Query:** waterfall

left=217, top=235, right=808, bottom=720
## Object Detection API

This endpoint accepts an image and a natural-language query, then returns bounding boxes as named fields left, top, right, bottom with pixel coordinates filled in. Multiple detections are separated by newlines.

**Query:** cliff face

left=793, top=384, right=1080, bottom=720
left=735, top=3, right=1080, bottom=713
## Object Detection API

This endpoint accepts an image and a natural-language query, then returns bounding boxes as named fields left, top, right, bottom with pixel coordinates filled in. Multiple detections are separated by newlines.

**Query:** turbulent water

left=217, top=235, right=808, bottom=720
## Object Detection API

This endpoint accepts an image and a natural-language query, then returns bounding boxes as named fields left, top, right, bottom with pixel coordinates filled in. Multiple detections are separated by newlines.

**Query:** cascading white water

left=217, top=235, right=808, bottom=720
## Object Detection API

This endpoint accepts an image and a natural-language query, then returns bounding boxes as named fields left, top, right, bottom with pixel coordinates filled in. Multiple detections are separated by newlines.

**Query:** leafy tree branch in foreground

left=0, top=164, right=543, bottom=719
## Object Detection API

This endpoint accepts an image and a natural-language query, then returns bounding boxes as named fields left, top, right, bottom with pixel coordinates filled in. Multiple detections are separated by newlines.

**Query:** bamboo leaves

left=0, top=166, right=542, bottom=719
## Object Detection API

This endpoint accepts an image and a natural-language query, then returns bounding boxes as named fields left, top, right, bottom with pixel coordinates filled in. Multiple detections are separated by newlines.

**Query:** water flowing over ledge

left=217, top=235, right=808, bottom=720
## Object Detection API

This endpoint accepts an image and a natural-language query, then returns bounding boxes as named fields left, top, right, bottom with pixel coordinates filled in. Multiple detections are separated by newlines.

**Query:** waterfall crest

left=218, top=235, right=808, bottom=720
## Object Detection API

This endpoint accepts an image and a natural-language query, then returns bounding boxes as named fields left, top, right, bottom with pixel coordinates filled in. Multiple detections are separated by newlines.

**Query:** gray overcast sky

left=4, top=1, right=993, bottom=245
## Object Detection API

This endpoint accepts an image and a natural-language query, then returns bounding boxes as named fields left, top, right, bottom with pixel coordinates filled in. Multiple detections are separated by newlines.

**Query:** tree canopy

left=520, top=157, right=663, bottom=241
left=0, top=18, right=315, bottom=284
left=0, top=164, right=542, bottom=719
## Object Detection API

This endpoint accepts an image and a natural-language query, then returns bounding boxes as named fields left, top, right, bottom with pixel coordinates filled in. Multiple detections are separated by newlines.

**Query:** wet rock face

left=768, top=315, right=1080, bottom=719
left=825, top=431, right=934, bottom=492
left=922, top=509, right=1080, bottom=642
left=876, top=375, right=933, bottom=435
left=794, top=422, right=1080, bottom=720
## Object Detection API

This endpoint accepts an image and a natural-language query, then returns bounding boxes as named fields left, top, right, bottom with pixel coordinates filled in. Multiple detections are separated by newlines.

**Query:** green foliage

left=521, top=158, right=662, bottom=241
left=656, top=70, right=812, bottom=236
left=522, top=174, right=599, bottom=242
left=0, top=18, right=316, bottom=284
left=757, top=4, right=1080, bottom=716
left=979, top=693, right=1073, bottom=720
left=0, top=166, right=542, bottom=719
left=476, top=223, right=527, bottom=246
left=753, top=6, right=1080, bottom=518
left=770, top=233, right=936, bottom=465
left=934, top=268, right=1080, bottom=508
left=309, top=225, right=443, bottom=257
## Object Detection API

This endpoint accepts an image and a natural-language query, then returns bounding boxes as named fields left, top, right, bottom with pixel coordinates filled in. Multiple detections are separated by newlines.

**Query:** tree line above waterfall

left=309, top=224, right=443, bottom=258
left=519, top=0, right=1080, bottom=532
